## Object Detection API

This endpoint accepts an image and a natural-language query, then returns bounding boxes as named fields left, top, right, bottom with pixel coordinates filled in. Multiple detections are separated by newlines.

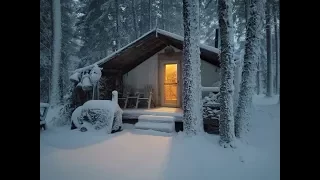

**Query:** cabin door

left=159, top=60, right=181, bottom=107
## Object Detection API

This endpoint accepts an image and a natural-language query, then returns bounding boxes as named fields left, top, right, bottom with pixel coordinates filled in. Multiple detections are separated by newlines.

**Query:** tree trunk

left=50, top=0, right=62, bottom=105
left=273, top=1, right=279, bottom=94
left=115, top=0, right=120, bottom=50
left=235, top=0, right=260, bottom=138
left=161, top=0, right=165, bottom=30
left=266, top=0, right=273, bottom=97
left=256, top=61, right=262, bottom=95
left=245, top=0, right=251, bottom=22
left=234, top=59, right=242, bottom=116
left=218, top=0, right=235, bottom=147
left=132, top=0, right=138, bottom=39
left=149, top=0, right=152, bottom=30
left=182, top=0, right=203, bottom=136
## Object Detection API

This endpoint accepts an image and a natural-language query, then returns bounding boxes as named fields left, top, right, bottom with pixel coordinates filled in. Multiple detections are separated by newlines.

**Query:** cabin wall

left=201, top=60, right=220, bottom=87
left=123, top=53, right=159, bottom=103
left=123, top=46, right=220, bottom=107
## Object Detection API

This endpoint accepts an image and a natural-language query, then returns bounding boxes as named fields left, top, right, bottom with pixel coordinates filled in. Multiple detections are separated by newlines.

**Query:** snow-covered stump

left=112, top=90, right=118, bottom=104
left=218, top=0, right=236, bottom=147
left=71, top=100, right=123, bottom=134
left=235, top=0, right=261, bottom=138
left=182, top=0, right=203, bottom=136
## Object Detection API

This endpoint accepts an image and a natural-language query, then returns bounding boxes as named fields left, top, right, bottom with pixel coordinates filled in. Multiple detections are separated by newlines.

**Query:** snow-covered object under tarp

left=80, top=100, right=123, bottom=133
left=71, top=106, right=84, bottom=129
left=89, top=64, right=102, bottom=85
left=69, top=72, right=80, bottom=83
left=81, top=73, right=92, bottom=92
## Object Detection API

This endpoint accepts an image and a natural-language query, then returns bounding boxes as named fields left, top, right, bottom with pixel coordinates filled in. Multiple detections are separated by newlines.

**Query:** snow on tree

left=218, top=0, right=236, bottom=147
left=235, top=0, right=261, bottom=138
left=182, top=0, right=203, bottom=135
left=273, top=0, right=280, bottom=94
left=265, top=0, right=273, bottom=97
left=50, top=0, right=62, bottom=105
left=233, top=56, right=243, bottom=116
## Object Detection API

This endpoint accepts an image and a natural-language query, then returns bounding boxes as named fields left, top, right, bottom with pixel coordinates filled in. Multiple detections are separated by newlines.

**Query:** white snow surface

left=134, top=121, right=175, bottom=133
left=41, top=95, right=279, bottom=180
left=40, top=103, right=50, bottom=108
left=138, top=115, right=175, bottom=123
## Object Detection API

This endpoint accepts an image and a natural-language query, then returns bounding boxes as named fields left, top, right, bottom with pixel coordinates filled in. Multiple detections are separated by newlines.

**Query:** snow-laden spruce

left=235, top=0, right=262, bottom=138
left=71, top=100, right=123, bottom=133
left=218, top=0, right=236, bottom=147
left=182, top=0, right=203, bottom=135
left=50, top=0, right=62, bottom=105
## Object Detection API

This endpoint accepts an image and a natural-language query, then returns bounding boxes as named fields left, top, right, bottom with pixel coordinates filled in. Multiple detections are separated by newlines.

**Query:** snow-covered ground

left=40, top=95, right=280, bottom=180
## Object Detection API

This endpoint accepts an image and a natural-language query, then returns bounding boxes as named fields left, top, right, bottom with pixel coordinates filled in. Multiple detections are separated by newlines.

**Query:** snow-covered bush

left=202, top=92, right=220, bottom=119
left=51, top=85, right=76, bottom=126
left=71, top=100, right=123, bottom=133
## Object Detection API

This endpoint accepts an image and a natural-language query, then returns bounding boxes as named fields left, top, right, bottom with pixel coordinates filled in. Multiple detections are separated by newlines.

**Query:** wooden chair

left=137, top=85, right=154, bottom=109
left=118, top=85, right=131, bottom=108
left=126, top=89, right=140, bottom=109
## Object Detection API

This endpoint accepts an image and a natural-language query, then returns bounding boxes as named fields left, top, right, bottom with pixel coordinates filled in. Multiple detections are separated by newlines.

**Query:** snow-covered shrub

left=202, top=92, right=220, bottom=120
left=51, top=85, right=76, bottom=126
left=71, top=100, right=123, bottom=133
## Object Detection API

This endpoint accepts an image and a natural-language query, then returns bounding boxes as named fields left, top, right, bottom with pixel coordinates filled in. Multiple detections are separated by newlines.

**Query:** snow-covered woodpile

left=71, top=100, right=123, bottom=133
left=202, top=92, right=220, bottom=134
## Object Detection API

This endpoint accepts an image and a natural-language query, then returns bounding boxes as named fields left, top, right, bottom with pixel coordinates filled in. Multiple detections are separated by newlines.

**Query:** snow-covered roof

left=156, top=29, right=220, bottom=54
left=74, top=28, right=221, bottom=74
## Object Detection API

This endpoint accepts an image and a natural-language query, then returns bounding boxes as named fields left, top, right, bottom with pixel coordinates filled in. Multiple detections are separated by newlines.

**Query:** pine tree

left=218, top=0, right=236, bottom=147
left=235, top=0, right=261, bottom=138
left=182, top=0, right=203, bottom=135
left=265, top=0, right=273, bottom=97
left=50, top=0, right=62, bottom=105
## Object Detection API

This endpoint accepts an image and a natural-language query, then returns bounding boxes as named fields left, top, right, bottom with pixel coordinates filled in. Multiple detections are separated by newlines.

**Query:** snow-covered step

left=138, top=115, right=175, bottom=123
left=134, top=121, right=175, bottom=133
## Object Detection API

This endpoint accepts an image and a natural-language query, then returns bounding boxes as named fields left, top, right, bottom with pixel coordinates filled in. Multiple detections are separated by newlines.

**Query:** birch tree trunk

left=182, top=0, right=203, bottom=136
left=218, top=0, right=236, bottom=147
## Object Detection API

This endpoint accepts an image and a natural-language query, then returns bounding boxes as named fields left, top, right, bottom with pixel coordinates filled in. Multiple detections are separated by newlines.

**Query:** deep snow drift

left=40, top=95, right=280, bottom=180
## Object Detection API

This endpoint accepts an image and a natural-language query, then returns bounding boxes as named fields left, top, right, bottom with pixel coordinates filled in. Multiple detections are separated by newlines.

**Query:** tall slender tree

left=50, top=0, right=62, bottom=105
left=265, top=0, right=273, bottom=97
left=115, top=0, right=120, bottom=50
left=218, top=0, right=235, bottom=147
left=235, top=0, right=261, bottom=138
left=132, top=0, right=138, bottom=39
left=182, top=0, right=203, bottom=135
left=273, top=0, right=279, bottom=94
